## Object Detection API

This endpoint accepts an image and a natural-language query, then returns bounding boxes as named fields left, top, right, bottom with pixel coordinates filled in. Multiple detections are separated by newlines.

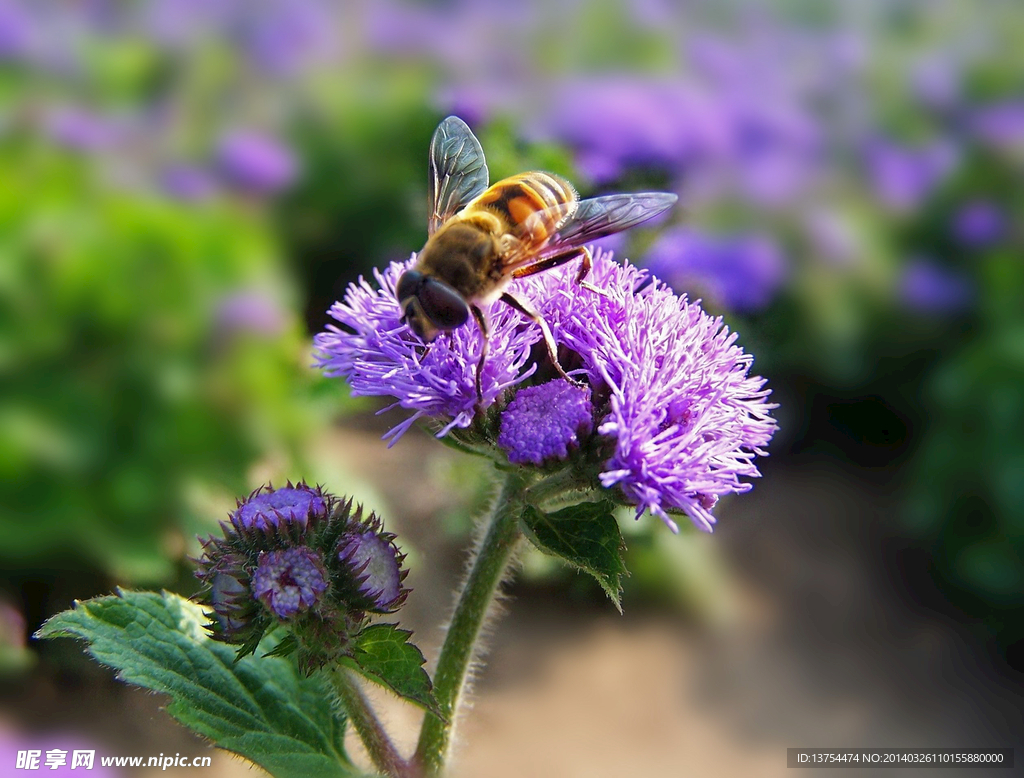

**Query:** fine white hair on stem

left=432, top=477, right=526, bottom=759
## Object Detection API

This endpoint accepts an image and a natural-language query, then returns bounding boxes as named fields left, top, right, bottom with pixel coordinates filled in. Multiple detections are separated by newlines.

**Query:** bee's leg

left=499, top=292, right=585, bottom=388
left=470, top=303, right=489, bottom=406
left=572, top=246, right=607, bottom=296
left=511, top=246, right=606, bottom=297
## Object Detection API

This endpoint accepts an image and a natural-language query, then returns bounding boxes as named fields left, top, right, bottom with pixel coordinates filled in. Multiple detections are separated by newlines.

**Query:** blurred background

left=1, top=0, right=1022, bottom=775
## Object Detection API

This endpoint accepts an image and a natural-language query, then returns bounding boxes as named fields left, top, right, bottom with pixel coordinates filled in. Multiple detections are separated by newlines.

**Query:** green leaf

left=343, top=624, right=443, bottom=719
left=36, top=590, right=357, bottom=778
left=521, top=501, right=628, bottom=612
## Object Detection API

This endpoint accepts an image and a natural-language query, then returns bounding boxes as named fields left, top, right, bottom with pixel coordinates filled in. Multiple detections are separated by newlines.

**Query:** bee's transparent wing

left=539, top=193, right=677, bottom=257
left=428, top=116, right=489, bottom=236
left=504, top=192, right=677, bottom=267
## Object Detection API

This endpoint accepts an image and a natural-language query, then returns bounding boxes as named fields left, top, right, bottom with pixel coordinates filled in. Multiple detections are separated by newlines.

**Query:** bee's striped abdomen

left=471, top=172, right=577, bottom=242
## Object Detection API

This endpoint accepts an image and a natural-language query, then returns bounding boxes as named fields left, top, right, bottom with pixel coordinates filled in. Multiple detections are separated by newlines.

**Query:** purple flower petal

left=314, top=256, right=540, bottom=444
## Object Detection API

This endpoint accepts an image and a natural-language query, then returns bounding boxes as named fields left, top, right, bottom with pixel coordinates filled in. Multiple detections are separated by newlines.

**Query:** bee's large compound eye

left=396, top=270, right=424, bottom=305
left=419, top=278, right=470, bottom=330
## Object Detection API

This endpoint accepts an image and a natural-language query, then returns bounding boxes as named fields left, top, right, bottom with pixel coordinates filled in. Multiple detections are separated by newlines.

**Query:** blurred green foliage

left=0, top=143, right=326, bottom=584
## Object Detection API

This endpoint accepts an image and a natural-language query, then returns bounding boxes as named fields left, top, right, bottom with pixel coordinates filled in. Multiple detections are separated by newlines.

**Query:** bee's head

left=396, top=269, right=470, bottom=342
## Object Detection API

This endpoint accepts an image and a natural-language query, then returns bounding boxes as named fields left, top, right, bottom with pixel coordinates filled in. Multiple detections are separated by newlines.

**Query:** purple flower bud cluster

left=195, top=482, right=409, bottom=668
left=316, top=250, right=777, bottom=533
left=498, top=380, right=593, bottom=465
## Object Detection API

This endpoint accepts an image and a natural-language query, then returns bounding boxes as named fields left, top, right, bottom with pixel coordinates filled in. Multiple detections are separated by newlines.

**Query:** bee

left=397, top=116, right=677, bottom=400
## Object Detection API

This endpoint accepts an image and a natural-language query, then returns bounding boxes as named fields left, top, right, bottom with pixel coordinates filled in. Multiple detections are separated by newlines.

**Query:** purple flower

left=910, top=57, right=961, bottom=110
left=236, top=0, right=338, bottom=76
left=317, top=250, right=776, bottom=532
left=234, top=484, right=327, bottom=531
left=252, top=547, right=328, bottom=620
left=971, top=101, right=1024, bottom=150
left=337, top=531, right=406, bottom=612
left=498, top=380, right=593, bottom=465
left=314, top=256, right=539, bottom=443
left=864, top=138, right=958, bottom=211
left=521, top=251, right=776, bottom=531
left=215, top=290, right=287, bottom=338
left=215, top=130, right=298, bottom=194
left=207, top=565, right=250, bottom=636
left=0, top=1, right=35, bottom=61
left=643, top=228, right=787, bottom=313
left=899, top=259, right=974, bottom=314
left=953, top=201, right=1005, bottom=247
left=44, top=106, right=123, bottom=152
left=531, top=77, right=707, bottom=183
left=160, top=163, right=217, bottom=202
left=140, top=0, right=238, bottom=48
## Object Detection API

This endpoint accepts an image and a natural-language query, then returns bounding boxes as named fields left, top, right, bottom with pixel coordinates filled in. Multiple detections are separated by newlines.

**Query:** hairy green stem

left=330, top=668, right=418, bottom=778
left=414, top=471, right=529, bottom=774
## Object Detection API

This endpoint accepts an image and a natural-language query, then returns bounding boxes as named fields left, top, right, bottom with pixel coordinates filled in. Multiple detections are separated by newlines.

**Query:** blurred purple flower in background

left=235, top=0, right=339, bottom=76
left=864, top=138, right=959, bottom=212
left=534, top=77, right=698, bottom=183
left=44, top=105, right=124, bottom=152
left=971, top=101, right=1024, bottom=151
left=910, top=56, right=962, bottom=111
left=953, top=201, right=1005, bottom=247
left=140, top=0, right=237, bottom=48
left=215, top=129, right=299, bottom=195
left=644, top=228, right=787, bottom=313
left=899, top=258, right=974, bottom=314
left=160, top=163, right=218, bottom=202
left=215, top=291, right=288, bottom=339
left=0, top=0, right=34, bottom=61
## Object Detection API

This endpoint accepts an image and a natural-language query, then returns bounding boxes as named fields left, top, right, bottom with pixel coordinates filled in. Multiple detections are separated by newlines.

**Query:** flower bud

left=252, top=547, right=329, bottom=620
left=232, top=483, right=328, bottom=533
left=498, top=379, right=593, bottom=466
left=337, top=529, right=408, bottom=613
left=194, top=482, right=411, bottom=667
